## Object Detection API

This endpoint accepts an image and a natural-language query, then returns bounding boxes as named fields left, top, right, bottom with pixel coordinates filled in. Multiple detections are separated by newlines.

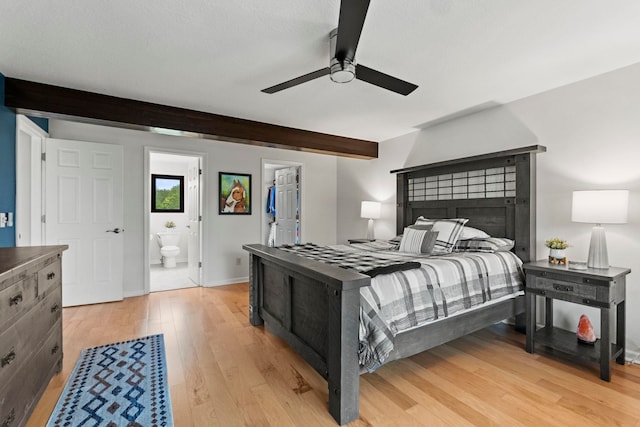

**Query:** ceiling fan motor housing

left=330, top=58, right=356, bottom=83
left=329, top=28, right=356, bottom=83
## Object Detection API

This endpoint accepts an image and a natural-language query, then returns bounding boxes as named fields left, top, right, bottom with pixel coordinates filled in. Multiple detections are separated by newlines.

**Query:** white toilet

left=157, top=232, right=180, bottom=268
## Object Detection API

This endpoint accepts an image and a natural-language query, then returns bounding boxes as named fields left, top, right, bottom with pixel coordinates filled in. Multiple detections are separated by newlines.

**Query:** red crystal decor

left=577, top=314, right=596, bottom=344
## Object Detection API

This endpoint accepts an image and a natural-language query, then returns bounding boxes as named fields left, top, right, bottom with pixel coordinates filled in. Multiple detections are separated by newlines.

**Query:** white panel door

left=15, top=116, right=47, bottom=246
left=45, top=138, right=124, bottom=307
left=275, top=167, right=299, bottom=245
left=187, top=161, right=201, bottom=285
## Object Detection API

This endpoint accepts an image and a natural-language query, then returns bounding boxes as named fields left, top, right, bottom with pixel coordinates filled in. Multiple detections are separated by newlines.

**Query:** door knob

left=106, top=228, right=124, bottom=234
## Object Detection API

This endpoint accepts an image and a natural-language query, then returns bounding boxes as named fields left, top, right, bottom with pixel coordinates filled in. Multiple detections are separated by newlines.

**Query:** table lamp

left=360, top=201, right=381, bottom=240
left=571, top=190, right=629, bottom=269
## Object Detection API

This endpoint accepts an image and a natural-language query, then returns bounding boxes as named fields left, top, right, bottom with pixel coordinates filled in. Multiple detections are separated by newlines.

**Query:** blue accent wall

left=0, top=72, right=16, bottom=246
left=28, top=115, right=49, bottom=133
left=0, top=73, right=49, bottom=247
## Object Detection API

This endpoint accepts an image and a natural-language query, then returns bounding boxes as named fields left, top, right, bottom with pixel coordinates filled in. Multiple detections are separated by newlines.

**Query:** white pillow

left=453, top=237, right=515, bottom=252
left=414, top=217, right=469, bottom=254
left=399, top=227, right=439, bottom=254
left=459, top=226, right=490, bottom=240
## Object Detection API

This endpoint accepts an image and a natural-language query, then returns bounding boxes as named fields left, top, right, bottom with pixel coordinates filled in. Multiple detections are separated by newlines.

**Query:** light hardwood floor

left=28, top=284, right=640, bottom=426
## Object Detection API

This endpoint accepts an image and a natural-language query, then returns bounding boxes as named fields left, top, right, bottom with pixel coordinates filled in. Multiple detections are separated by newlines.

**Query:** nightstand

left=347, top=238, right=375, bottom=244
left=523, top=261, right=631, bottom=381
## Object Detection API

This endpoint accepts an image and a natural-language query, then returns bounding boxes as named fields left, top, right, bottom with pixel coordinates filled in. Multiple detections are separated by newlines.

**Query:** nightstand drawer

left=529, top=276, right=597, bottom=299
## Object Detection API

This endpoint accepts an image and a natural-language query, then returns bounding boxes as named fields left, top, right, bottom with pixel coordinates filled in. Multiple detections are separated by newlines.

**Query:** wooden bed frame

left=243, top=145, right=546, bottom=424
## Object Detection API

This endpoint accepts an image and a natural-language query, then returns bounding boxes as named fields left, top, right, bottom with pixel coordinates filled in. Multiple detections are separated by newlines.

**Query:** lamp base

left=587, top=225, right=609, bottom=269
left=366, top=218, right=375, bottom=240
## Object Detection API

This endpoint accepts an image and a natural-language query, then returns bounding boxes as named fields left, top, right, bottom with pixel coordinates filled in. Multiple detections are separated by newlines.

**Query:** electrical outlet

left=235, top=257, right=242, bottom=265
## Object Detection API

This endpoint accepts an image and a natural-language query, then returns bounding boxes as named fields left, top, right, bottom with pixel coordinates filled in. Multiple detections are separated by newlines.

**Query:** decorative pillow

left=453, top=237, right=515, bottom=252
left=407, top=224, right=434, bottom=231
left=414, top=217, right=469, bottom=254
left=388, top=224, right=433, bottom=249
left=398, top=227, right=439, bottom=255
left=459, top=226, right=490, bottom=240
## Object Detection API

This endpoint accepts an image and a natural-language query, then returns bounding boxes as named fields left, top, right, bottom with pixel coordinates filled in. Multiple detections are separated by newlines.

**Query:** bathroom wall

left=149, top=153, right=194, bottom=264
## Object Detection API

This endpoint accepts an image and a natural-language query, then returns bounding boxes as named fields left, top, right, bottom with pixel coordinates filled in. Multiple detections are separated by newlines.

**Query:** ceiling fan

left=261, top=0, right=418, bottom=96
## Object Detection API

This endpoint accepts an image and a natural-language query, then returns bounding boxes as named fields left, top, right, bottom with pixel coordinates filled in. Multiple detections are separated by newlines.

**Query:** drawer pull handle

left=553, top=283, right=574, bottom=292
left=1, top=350, right=16, bottom=368
left=9, top=292, right=23, bottom=306
left=1, top=408, right=15, bottom=427
left=51, top=344, right=60, bottom=355
left=51, top=304, right=61, bottom=313
left=47, top=272, right=56, bottom=280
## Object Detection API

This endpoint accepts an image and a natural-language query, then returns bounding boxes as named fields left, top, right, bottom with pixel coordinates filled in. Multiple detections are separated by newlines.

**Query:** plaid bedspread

left=278, top=243, right=421, bottom=277
left=276, top=244, right=524, bottom=372
left=358, top=251, right=524, bottom=371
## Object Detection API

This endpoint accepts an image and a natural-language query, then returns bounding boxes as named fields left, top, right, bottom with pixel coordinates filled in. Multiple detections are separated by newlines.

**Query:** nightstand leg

left=525, top=292, right=536, bottom=353
left=544, top=297, right=553, bottom=329
left=600, top=307, right=611, bottom=381
left=616, top=301, right=625, bottom=365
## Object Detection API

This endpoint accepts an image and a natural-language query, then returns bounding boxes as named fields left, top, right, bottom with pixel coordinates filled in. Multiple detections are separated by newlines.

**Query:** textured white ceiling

left=2, top=1, right=640, bottom=142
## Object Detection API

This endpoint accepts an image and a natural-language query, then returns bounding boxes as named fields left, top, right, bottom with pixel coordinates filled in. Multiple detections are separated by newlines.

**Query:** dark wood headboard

left=391, top=145, right=546, bottom=263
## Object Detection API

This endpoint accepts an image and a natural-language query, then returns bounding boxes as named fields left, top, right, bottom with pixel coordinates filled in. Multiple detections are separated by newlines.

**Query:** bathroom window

left=151, top=174, right=184, bottom=213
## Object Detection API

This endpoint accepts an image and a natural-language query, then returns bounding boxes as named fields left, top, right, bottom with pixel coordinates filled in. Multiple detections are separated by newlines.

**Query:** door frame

left=143, top=147, right=207, bottom=294
left=261, top=159, right=303, bottom=246
left=15, top=114, right=48, bottom=246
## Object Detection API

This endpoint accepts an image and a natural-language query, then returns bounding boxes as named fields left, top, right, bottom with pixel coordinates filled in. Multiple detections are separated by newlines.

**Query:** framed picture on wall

left=151, top=174, right=184, bottom=213
left=219, top=172, right=251, bottom=215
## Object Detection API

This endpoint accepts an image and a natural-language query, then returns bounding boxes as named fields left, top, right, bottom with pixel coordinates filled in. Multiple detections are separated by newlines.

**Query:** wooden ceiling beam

left=4, top=77, right=378, bottom=159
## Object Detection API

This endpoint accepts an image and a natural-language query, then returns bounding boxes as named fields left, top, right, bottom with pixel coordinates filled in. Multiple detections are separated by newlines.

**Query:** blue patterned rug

left=47, top=334, right=173, bottom=427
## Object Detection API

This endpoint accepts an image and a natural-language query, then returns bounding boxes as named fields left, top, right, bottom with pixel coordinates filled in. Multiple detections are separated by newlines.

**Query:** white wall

left=149, top=156, right=191, bottom=264
left=49, top=121, right=338, bottom=295
left=337, top=62, right=640, bottom=359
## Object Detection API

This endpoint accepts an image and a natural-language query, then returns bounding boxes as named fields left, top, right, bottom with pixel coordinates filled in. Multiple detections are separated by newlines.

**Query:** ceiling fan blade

left=356, top=64, right=418, bottom=96
left=335, top=0, right=370, bottom=62
left=261, top=68, right=330, bottom=94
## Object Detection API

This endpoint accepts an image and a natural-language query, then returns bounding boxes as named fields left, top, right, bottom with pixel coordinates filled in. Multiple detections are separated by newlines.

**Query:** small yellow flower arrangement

left=545, top=238, right=568, bottom=250
left=545, top=238, right=568, bottom=264
left=165, top=221, right=176, bottom=229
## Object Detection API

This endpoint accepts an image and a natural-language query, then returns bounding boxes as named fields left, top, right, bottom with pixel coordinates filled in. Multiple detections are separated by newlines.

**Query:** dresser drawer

left=0, top=323, right=62, bottom=427
left=0, top=287, right=62, bottom=387
left=0, top=274, right=38, bottom=331
left=38, top=259, right=61, bottom=296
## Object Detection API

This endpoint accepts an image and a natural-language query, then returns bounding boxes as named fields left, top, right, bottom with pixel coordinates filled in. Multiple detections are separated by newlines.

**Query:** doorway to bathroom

left=147, top=150, right=203, bottom=293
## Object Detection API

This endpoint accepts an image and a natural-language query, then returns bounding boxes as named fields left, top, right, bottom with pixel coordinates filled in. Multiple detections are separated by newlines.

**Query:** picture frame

left=219, top=172, right=251, bottom=215
left=151, top=174, right=184, bottom=213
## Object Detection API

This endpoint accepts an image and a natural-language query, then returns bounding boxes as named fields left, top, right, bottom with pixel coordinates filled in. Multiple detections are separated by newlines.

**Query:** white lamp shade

left=571, top=190, right=629, bottom=224
left=360, top=201, right=381, bottom=219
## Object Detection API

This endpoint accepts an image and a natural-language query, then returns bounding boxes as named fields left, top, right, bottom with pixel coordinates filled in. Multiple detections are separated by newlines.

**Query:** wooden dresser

left=0, top=246, right=67, bottom=427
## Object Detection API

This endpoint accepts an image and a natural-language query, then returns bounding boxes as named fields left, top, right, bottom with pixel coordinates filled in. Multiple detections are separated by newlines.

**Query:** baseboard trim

left=627, top=348, right=640, bottom=364
left=203, top=276, right=249, bottom=287
left=124, top=289, right=146, bottom=298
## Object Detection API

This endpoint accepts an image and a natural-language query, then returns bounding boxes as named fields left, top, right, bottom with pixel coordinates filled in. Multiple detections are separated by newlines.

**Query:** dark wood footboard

left=244, top=243, right=370, bottom=425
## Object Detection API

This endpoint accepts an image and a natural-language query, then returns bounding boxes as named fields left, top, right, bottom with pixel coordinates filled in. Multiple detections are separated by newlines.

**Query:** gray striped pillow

left=453, top=237, right=515, bottom=252
left=415, top=217, right=469, bottom=254
left=399, top=227, right=439, bottom=254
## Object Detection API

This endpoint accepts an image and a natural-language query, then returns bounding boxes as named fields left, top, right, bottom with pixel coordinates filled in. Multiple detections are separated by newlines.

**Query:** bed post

left=248, top=253, right=263, bottom=326
left=327, top=285, right=360, bottom=425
